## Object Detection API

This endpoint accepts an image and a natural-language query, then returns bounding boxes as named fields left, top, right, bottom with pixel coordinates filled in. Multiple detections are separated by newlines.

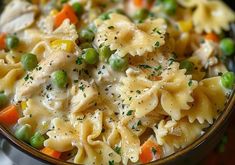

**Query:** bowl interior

left=1, top=1, right=235, bottom=165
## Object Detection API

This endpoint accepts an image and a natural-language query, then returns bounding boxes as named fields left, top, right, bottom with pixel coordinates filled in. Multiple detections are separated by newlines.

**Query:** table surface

left=202, top=110, right=235, bottom=165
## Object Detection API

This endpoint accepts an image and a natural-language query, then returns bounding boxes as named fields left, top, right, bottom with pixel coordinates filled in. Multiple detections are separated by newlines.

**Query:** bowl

left=1, top=87, right=234, bottom=165
left=0, top=0, right=235, bottom=165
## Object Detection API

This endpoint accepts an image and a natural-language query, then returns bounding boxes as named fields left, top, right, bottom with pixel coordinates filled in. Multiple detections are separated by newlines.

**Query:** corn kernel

left=50, top=9, right=59, bottom=16
left=21, top=101, right=27, bottom=110
left=51, top=40, right=74, bottom=53
left=177, top=20, right=193, bottom=33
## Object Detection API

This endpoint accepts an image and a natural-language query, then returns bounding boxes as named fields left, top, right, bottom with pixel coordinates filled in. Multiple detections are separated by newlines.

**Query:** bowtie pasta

left=0, top=0, right=235, bottom=165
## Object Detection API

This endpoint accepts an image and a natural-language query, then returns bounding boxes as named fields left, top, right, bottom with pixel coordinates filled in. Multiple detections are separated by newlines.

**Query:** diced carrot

left=205, top=33, right=219, bottom=43
left=41, top=147, right=61, bottom=159
left=0, top=33, right=6, bottom=50
left=133, top=0, right=143, bottom=7
left=133, top=0, right=155, bottom=9
left=54, top=4, right=78, bottom=28
left=0, top=105, right=19, bottom=125
left=139, top=137, right=162, bottom=164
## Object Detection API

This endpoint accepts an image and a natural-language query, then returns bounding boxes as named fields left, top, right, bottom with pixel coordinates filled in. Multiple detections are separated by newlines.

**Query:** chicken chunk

left=16, top=50, right=76, bottom=99
left=0, top=0, right=38, bottom=33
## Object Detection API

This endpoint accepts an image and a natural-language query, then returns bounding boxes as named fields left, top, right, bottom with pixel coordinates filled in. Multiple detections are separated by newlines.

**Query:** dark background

left=224, top=0, right=235, bottom=10
left=202, top=112, right=235, bottom=165
left=202, top=1, right=235, bottom=164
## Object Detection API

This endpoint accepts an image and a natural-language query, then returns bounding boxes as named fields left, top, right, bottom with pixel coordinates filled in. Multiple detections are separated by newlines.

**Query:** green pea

left=15, top=124, right=32, bottom=143
left=72, top=2, right=83, bottom=16
left=61, top=0, right=68, bottom=4
left=0, top=93, right=8, bottom=108
left=100, top=12, right=111, bottom=20
left=99, top=46, right=113, bottom=62
left=6, top=35, right=19, bottom=49
left=51, top=70, right=68, bottom=88
left=79, top=42, right=93, bottom=49
left=108, top=54, right=128, bottom=72
left=179, top=60, right=194, bottom=74
left=133, top=8, right=149, bottom=22
left=21, top=53, right=38, bottom=71
left=79, top=29, right=95, bottom=42
left=220, top=38, right=235, bottom=56
left=30, top=132, right=46, bottom=149
left=163, top=0, right=177, bottom=15
left=99, top=9, right=124, bottom=21
left=82, top=48, right=99, bottom=64
left=221, top=72, right=235, bottom=89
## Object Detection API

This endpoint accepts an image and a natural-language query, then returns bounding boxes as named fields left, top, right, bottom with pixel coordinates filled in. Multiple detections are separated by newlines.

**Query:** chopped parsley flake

left=155, top=41, right=160, bottom=47
left=108, top=26, right=114, bottom=29
left=114, top=146, right=121, bottom=154
left=76, top=57, right=83, bottom=65
left=139, top=64, right=152, bottom=69
left=136, top=90, right=141, bottom=94
left=152, top=147, right=157, bottom=155
left=77, top=115, right=85, bottom=120
left=157, top=31, right=162, bottom=35
left=36, top=66, right=42, bottom=71
left=153, top=28, right=162, bottom=35
left=168, top=58, right=175, bottom=66
left=137, top=120, right=142, bottom=126
left=79, top=84, right=85, bottom=91
left=126, top=110, right=134, bottom=116
left=188, top=80, right=193, bottom=86
left=218, top=72, right=223, bottom=76
left=109, top=160, right=114, bottom=165
left=46, top=84, right=52, bottom=90
left=24, top=74, right=29, bottom=81
left=132, top=125, right=136, bottom=130
left=154, top=65, right=162, bottom=71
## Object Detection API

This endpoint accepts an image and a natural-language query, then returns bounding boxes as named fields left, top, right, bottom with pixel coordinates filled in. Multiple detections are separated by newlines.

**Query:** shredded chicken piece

left=16, top=51, right=76, bottom=99
left=0, top=0, right=38, bottom=33
left=192, top=40, right=219, bottom=68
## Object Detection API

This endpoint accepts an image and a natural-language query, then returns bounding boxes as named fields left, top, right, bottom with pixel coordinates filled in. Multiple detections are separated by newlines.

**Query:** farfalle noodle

left=153, top=119, right=207, bottom=156
left=94, top=13, right=167, bottom=57
left=182, top=77, right=226, bottom=124
left=178, top=0, right=235, bottom=33
left=119, top=62, right=197, bottom=120
left=1, top=0, right=234, bottom=164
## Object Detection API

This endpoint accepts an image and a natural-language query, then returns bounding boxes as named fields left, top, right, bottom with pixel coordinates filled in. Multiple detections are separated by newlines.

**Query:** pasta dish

left=0, top=0, right=235, bottom=164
